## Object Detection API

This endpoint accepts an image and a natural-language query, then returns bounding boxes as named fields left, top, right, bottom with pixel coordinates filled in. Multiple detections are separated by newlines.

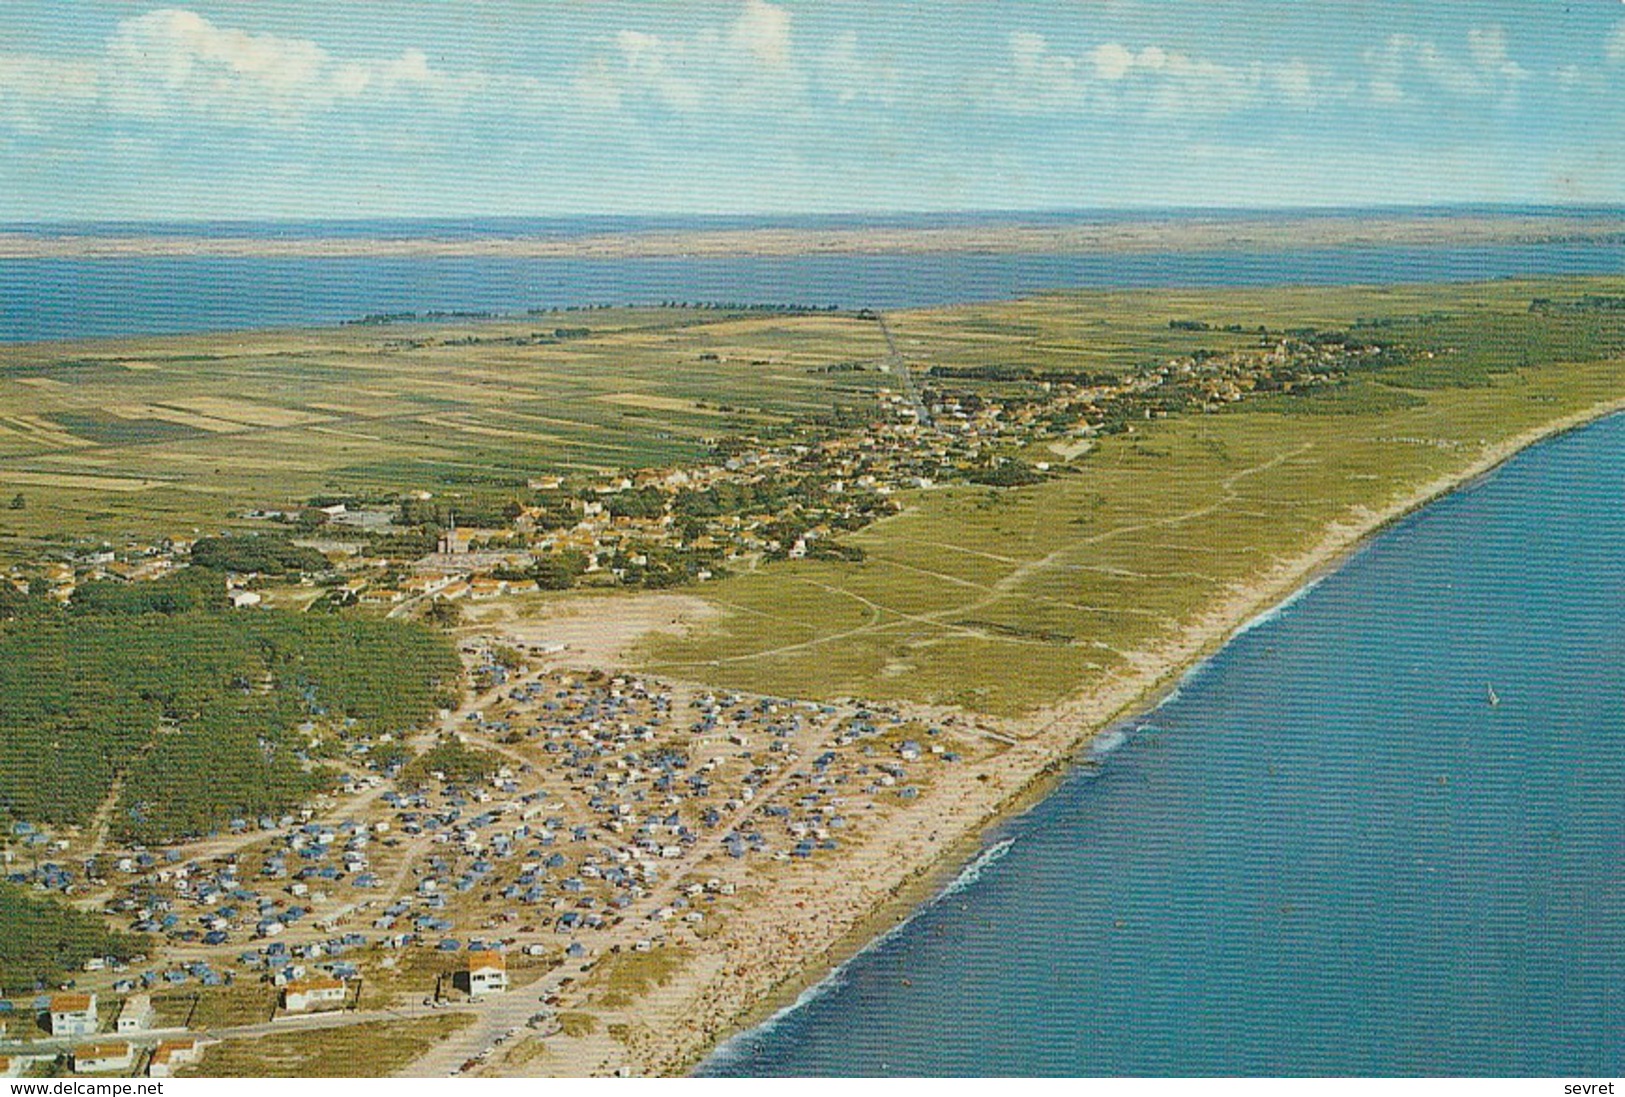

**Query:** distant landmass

left=2, top=207, right=1622, bottom=261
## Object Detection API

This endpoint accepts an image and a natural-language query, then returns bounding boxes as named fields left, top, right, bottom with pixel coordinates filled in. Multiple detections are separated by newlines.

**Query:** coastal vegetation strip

left=1, top=211, right=1622, bottom=261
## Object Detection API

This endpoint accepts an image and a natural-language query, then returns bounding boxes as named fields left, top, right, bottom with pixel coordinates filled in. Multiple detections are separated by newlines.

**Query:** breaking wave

left=701, top=836, right=1017, bottom=1072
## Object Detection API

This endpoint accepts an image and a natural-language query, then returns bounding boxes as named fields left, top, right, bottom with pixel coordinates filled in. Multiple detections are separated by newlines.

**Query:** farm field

left=0, top=308, right=892, bottom=554
left=5, top=280, right=1624, bottom=726
left=1, top=279, right=1618, bottom=567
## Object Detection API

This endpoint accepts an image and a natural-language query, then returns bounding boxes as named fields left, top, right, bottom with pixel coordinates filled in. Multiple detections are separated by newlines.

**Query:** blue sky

left=0, top=1, right=1621, bottom=221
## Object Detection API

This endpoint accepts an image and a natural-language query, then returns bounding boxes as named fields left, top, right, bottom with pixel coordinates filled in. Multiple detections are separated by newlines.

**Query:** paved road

left=0, top=1000, right=478, bottom=1059
left=876, top=313, right=931, bottom=426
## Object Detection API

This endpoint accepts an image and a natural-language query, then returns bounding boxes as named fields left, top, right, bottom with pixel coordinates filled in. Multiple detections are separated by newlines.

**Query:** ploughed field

left=0, top=281, right=1609, bottom=554
left=0, top=308, right=892, bottom=551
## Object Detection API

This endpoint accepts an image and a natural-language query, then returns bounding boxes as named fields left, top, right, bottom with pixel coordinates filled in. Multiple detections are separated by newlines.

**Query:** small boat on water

left=1487, top=683, right=1500, bottom=707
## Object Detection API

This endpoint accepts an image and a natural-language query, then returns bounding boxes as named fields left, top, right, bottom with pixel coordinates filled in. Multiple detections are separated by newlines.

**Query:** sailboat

left=1487, top=683, right=1500, bottom=707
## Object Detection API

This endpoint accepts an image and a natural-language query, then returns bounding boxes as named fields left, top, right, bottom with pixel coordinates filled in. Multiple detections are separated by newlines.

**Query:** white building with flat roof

left=115, top=994, right=154, bottom=1034
left=282, top=976, right=346, bottom=1013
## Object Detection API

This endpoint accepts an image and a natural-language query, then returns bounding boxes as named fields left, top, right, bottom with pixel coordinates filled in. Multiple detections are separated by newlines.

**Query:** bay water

left=3, top=239, right=1621, bottom=343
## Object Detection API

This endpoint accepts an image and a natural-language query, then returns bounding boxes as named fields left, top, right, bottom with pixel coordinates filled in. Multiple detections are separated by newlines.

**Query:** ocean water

left=704, top=411, right=1625, bottom=1077
left=2, top=239, right=1622, bottom=343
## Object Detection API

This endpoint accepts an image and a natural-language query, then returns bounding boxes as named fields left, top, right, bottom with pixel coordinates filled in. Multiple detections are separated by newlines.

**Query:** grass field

left=4, top=279, right=1625, bottom=723
left=625, top=279, right=1625, bottom=715
left=178, top=1014, right=474, bottom=1077
left=0, top=307, right=890, bottom=554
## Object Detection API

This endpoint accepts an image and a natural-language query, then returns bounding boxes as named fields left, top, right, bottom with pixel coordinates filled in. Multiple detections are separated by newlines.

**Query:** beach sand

left=459, top=591, right=719, bottom=666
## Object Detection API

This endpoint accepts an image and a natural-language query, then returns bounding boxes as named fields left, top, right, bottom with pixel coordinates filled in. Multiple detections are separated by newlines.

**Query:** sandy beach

left=461, top=389, right=1625, bottom=1078
left=4, top=212, right=1622, bottom=262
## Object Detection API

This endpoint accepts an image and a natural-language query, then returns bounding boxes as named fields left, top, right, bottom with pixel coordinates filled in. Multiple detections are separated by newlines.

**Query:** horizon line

left=5, top=201, right=1625, bottom=233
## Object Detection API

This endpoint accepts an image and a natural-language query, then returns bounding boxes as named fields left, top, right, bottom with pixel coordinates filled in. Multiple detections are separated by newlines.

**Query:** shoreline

left=663, top=389, right=1625, bottom=1077
left=2, top=212, right=1622, bottom=262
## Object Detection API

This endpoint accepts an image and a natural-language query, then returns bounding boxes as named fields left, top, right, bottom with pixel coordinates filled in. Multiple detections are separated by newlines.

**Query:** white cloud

left=1272, top=59, right=1317, bottom=106
left=102, top=8, right=476, bottom=121
left=612, top=29, right=706, bottom=114
left=983, top=32, right=1301, bottom=118
left=817, top=29, right=901, bottom=106
left=998, top=31, right=1087, bottom=111
left=0, top=7, right=496, bottom=132
left=581, top=0, right=805, bottom=117
left=1089, top=42, right=1173, bottom=81
left=0, top=3, right=808, bottom=134
left=729, top=0, right=793, bottom=69
left=1467, top=26, right=1518, bottom=75
left=1364, top=26, right=1526, bottom=107
left=0, top=5, right=1586, bottom=151
left=1553, top=64, right=1608, bottom=94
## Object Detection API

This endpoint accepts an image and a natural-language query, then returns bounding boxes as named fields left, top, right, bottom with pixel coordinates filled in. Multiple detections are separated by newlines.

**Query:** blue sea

left=1, top=208, right=1622, bottom=342
left=704, top=410, right=1625, bottom=1076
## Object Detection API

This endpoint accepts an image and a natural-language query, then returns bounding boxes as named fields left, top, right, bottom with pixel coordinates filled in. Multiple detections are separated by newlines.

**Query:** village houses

left=148, top=1037, right=211, bottom=1078
left=115, top=993, right=155, bottom=1034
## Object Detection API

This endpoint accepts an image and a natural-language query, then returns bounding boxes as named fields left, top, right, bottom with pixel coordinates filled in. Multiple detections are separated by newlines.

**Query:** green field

left=3, top=279, right=1624, bottom=726
left=629, top=280, right=1625, bottom=715
left=0, top=307, right=890, bottom=553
